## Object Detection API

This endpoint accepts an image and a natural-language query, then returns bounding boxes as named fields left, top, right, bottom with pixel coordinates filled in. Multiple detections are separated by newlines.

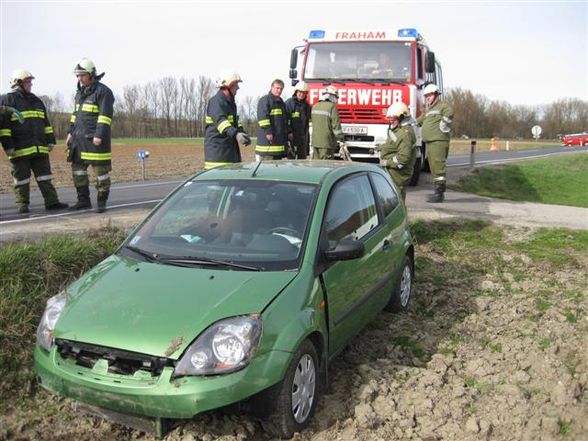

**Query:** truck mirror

left=290, top=48, right=298, bottom=69
left=425, top=52, right=435, bottom=73
left=289, top=69, right=298, bottom=80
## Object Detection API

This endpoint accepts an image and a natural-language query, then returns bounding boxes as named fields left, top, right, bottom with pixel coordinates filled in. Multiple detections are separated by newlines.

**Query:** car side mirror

left=324, top=239, right=365, bottom=261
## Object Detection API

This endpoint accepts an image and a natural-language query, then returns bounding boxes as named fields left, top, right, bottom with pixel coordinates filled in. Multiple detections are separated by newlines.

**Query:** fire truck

left=561, top=132, right=588, bottom=147
left=289, top=28, right=444, bottom=185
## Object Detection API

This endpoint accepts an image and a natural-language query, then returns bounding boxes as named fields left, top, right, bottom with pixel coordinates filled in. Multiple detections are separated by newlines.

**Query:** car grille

left=55, top=339, right=174, bottom=376
left=338, top=107, right=385, bottom=123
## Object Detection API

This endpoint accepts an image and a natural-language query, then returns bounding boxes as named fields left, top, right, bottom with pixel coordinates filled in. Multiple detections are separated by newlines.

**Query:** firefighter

left=285, top=81, right=311, bottom=159
left=67, top=58, right=115, bottom=213
left=0, top=70, right=68, bottom=213
left=417, top=83, right=454, bottom=203
left=255, top=79, right=290, bottom=160
left=204, top=70, right=251, bottom=169
left=311, top=85, right=344, bottom=159
left=379, top=102, right=417, bottom=202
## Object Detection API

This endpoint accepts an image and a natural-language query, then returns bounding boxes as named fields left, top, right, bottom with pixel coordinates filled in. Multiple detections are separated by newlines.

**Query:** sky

left=1, top=0, right=586, bottom=108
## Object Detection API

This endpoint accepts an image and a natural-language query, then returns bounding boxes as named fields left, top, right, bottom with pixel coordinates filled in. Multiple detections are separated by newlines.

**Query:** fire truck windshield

left=304, top=42, right=413, bottom=83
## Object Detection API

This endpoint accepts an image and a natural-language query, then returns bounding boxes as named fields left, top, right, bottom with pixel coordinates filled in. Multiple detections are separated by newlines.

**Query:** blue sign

left=136, top=150, right=147, bottom=159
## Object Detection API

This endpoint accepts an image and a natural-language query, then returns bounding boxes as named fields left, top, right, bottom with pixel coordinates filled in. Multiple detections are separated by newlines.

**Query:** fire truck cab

left=290, top=28, right=444, bottom=185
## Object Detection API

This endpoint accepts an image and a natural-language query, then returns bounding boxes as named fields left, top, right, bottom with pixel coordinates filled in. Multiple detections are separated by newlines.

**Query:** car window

left=370, top=172, right=400, bottom=217
left=124, top=180, right=317, bottom=270
left=324, top=175, right=378, bottom=248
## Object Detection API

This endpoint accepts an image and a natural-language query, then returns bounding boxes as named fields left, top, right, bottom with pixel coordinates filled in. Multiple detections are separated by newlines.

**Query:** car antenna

left=251, top=157, right=263, bottom=177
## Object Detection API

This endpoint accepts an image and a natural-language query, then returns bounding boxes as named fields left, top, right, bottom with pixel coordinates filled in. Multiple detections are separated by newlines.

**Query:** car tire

left=257, top=340, right=319, bottom=438
left=385, top=254, right=414, bottom=313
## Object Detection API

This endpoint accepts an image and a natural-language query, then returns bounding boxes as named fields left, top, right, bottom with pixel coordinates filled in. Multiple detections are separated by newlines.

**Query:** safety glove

left=236, top=132, right=251, bottom=147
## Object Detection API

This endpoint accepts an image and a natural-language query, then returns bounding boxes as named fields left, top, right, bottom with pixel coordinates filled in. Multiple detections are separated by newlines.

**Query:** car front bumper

left=34, top=345, right=290, bottom=419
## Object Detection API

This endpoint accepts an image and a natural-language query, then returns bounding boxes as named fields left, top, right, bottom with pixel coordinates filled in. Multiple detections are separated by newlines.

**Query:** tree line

left=38, top=78, right=587, bottom=141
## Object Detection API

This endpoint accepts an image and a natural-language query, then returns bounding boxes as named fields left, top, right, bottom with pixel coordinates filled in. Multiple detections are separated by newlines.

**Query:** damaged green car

left=35, top=161, right=415, bottom=438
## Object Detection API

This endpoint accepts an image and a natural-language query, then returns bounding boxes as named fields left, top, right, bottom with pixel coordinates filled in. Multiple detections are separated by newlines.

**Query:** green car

left=35, top=161, right=415, bottom=438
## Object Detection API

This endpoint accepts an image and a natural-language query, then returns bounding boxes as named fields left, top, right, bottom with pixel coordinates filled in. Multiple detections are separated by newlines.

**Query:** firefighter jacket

left=311, top=100, right=344, bottom=151
left=0, top=88, right=56, bottom=162
left=416, top=100, right=454, bottom=142
left=380, top=121, right=417, bottom=180
left=285, top=96, right=310, bottom=149
left=68, top=80, right=114, bottom=165
left=204, top=90, right=244, bottom=168
left=255, top=93, right=289, bottom=158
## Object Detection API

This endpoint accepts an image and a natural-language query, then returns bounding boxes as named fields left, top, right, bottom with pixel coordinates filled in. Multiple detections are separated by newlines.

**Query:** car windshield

left=120, top=180, right=318, bottom=271
left=304, top=41, right=413, bottom=82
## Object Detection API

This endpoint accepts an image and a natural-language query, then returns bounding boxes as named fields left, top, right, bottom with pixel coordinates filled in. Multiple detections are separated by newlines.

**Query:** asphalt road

left=1, top=145, right=587, bottom=227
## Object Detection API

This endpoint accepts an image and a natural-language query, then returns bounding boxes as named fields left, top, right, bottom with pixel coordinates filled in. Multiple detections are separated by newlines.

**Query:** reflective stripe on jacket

left=0, top=88, right=55, bottom=162
left=68, top=80, right=114, bottom=165
left=311, top=100, right=344, bottom=150
left=285, top=96, right=310, bottom=149
left=204, top=90, right=242, bottom=168
left=255, top=93, right=289, bottom=157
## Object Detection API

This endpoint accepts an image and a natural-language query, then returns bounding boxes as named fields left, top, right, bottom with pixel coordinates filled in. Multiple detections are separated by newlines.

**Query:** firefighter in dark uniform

left=379, top=102, right=417, bottom=201
left=67, top=58, right=114, bottom=213
left=285, top=81, right=311, bottom=159
left=311, top=85, right=345, bottom=159
left=416, top=83, right=454, bottom=203
left=204, top=71, right=251, bottom=169
left=0, top=70, right=68, bottom=213
left=255, top=79, right=291, bottom=160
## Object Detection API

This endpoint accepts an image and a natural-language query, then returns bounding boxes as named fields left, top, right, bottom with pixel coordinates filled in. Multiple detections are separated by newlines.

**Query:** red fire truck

left=289, top=28, right=444, bottom=185
left=561, top=132, right=588, bottom=146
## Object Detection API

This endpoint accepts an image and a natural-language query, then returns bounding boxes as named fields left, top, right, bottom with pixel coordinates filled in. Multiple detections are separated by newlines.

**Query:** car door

left=319, top=173, right=397, bottom=357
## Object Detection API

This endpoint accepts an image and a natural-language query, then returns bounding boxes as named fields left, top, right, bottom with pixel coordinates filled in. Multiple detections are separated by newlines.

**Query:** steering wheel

left=270, top=227, right=299, bottom=237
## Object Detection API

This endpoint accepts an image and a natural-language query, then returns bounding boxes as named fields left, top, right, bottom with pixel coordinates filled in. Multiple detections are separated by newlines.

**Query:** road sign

left=531, top=125, right=542, bottom=139
left=136, top=150, right=147, bottom=159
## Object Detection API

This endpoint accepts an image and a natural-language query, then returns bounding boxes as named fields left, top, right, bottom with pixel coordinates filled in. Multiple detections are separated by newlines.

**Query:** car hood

left=54, top=255, right=296, bottom=359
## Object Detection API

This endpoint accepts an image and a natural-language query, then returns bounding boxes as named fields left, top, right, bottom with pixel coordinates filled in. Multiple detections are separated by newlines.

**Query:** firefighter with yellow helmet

left=204, top=70, right=251, bottom=169
left=310, top=85, right=344, bottom=159
left=0, top=69, right=68, bottom=213
left=380, top=102, right=417, bottom=201
left=417, top=83, right=454, bottom=203
left=67, top=58, right=115, bottom=213
left=285, top=81, right=311, bottom=159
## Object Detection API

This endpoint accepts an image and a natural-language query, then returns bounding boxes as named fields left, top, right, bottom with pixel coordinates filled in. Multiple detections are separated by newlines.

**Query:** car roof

left=192, top=160, right=383, bottom=185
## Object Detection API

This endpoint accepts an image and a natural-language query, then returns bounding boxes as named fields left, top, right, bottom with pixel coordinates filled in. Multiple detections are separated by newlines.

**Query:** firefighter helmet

left=217, top=70, right=242, bottom=88
left=294, top=81, right=309, bottom=93
left=423, top=83, right=440, bottom=96
left=386, top=102, right=409, bottom=119
left=73, top=58, right=97, bottom=76
left=9, top=69, right=34, bottom=88
left=323, top=85, right=339, bottom=97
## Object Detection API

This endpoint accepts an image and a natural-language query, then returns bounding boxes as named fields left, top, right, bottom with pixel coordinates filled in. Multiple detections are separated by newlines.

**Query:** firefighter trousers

left=11, top=155, right=60, bottom=208
left=71, top=162, right=112, bottom=199
left=425, top=140, right=450, bottom=182
left=312, top=147, right=336, bottom=160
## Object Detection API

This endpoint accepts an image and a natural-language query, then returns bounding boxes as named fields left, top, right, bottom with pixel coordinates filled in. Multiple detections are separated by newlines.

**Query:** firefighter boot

left=427, top=183, right=445, bottom=203
left=70, top=186, right=92, bottom=210
left=96, top=191, right=109, bottom=213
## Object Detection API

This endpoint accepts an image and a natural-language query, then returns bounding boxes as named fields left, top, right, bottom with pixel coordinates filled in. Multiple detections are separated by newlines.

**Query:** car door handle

left=382, top=239, right=390, bottom=250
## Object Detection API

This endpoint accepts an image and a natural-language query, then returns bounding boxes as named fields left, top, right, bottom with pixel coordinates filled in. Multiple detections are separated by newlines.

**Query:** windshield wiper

left=159, top=256, right=263, bottom=271
left=123, top=245, right=160, bottom=263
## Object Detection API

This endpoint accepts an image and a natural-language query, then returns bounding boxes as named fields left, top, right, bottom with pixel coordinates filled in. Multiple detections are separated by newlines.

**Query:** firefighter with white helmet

left=255, top=79, right=290, bottom=160
left=204, top=70, right=250, bottom=169
left=0, top=69, right=68, bottom=213
left=379, top=102, right=417, bottom=201
left=311, top=85, right=344, bottom=159
left=417, top=82, right=454, bottom=203
left=285, top=81, right=311, bottom=159
left=67, top=57, right=115, bottom=212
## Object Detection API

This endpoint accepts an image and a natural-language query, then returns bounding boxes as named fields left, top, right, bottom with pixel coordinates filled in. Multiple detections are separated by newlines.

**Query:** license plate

left=342, top=126, right=368, bottom=135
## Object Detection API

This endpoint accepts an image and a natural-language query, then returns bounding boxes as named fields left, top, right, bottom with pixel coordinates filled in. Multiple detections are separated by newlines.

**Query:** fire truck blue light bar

left=398, top=28, right=418, bottom=38
left=309, top=30, right=325, bottom=39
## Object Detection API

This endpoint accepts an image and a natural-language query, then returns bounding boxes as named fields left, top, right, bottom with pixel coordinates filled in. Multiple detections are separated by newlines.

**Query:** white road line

left=111, top=180, right=184, bottom=190
left=449, top=151, right=580, bottom=167
left=0, top=199, right=162, bottom=225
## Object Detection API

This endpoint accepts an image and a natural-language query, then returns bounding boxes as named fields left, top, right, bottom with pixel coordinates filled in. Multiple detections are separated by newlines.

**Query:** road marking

left=111, top=180, right=183, bottom=190
left=449, top=151, right=580, bottom=167
left=0, top=199, right=162, bottom=225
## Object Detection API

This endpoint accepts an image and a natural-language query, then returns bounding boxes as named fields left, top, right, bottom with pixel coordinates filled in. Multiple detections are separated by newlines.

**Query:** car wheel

left=385, top=254, right=414, bottom=313
left=258, top=340, right=319, bottom=438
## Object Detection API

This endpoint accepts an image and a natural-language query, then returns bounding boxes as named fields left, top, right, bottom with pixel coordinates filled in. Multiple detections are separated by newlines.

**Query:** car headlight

left=173, top=315, right=262, bottom=377
left=36, top=291, right=67, bottom=352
